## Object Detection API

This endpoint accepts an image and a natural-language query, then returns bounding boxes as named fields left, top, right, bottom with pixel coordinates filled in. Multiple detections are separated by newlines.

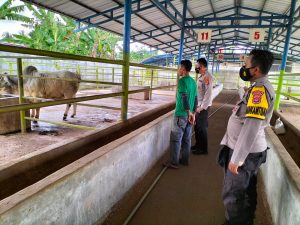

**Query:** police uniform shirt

left=220, top=76, right=275, bottom=165
left=197, top=71, right=213, bottom=110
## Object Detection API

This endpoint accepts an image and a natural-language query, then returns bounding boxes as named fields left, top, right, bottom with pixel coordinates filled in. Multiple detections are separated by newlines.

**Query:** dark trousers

left=217, top=146, right=267, bottom=225
left=194, top=108, right=209, bottom=152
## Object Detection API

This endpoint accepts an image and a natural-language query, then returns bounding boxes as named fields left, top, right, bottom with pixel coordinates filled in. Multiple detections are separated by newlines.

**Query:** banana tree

left=0, top=0, right=32, bottom=23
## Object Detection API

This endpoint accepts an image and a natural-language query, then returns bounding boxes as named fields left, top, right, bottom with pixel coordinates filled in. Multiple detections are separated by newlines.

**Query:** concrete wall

left=0, top=86, right=223, bottom=225
left=0, top=111, right=174, bottom=225
left=261, top=127, right=300, bottom=225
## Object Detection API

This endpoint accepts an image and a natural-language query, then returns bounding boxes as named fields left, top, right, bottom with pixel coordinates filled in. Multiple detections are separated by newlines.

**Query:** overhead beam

left=186, top=24, right=287, bottom=29
left=149, top=0, right=198, bottom=42
left=270, top=5, right=300, bottom=43
left=209, top=0, right=225, bottom=46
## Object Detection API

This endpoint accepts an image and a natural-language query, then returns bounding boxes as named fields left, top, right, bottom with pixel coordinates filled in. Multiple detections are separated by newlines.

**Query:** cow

left=0, top=66, right=81, bottom=122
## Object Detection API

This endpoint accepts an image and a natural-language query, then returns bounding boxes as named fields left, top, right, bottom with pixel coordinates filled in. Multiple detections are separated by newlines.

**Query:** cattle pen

left=0, top=44, right=179, bottom=133
left=1, top=0, right=300, bottom=224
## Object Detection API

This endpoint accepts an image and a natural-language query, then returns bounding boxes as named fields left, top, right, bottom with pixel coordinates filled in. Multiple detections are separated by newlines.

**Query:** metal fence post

left=17, top=58, right=26, bottom=133
left=9, top=62, right=13, bottom=74
left=96, top=66, right=99, bottom=89
left=150, top=69, right=154, bottom=100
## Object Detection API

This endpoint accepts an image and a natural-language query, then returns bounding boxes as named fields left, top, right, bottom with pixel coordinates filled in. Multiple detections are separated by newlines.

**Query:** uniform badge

left=252, top=90, right=264, bottom=104
left=204, top=76, right=209, bottom=85
left=245, top=86, right=269, bottom=120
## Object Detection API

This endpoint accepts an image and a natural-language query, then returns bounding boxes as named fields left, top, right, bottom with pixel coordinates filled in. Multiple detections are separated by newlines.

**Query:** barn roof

left=21, top=0, right=300, bottom=61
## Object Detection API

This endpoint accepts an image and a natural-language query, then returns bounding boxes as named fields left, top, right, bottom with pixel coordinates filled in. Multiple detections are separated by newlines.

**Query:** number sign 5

left=249, top=29, right=265, bottom=43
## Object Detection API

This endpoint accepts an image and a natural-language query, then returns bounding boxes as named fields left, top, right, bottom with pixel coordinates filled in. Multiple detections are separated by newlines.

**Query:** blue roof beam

left=74, top=1, right=167, bottom=32
left=186, top=24, right=287, bottom=29
left=270, top=5, right=300, bottom=43
left=149, top=0, right=198, bottom=43
left=187, top=15, right=288, bottom=29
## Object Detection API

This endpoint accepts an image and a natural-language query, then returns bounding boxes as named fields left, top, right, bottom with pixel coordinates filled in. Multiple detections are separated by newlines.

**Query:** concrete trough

left=0, top=95, right=31, bottom=134
left=261, top=128, right=300, bottom=225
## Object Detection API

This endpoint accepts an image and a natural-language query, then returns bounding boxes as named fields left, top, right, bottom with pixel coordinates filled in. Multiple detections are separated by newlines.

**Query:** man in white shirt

left=192, top=58, right=213, bottom=155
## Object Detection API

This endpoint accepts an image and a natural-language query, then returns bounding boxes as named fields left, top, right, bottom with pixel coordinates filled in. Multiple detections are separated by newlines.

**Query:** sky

left=0, top=0, right=32, bottom=37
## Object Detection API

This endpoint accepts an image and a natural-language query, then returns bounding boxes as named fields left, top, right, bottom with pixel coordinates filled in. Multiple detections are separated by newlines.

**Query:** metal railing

left=269, top=73, right=300, bottom=104
left=0, top=44, right=177, bottom=133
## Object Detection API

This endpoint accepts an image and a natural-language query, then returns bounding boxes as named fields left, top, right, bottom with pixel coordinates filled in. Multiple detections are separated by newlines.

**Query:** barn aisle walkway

left=103, top=91, right=273, bottom=225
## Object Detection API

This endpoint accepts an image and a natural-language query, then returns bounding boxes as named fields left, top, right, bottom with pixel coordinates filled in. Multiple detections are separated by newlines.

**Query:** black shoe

left=191, top=146, right=200, bottom=152
left=192, top=150, right=208, bottom=155
left=191, top=145, right=198, bottom=150
left=179, top=159, right=189, bottom=166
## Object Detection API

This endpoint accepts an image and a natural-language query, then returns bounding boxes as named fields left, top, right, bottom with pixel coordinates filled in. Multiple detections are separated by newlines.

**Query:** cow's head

left=0, top=73, right=13, bottom=94
left=23, top=66, right=38, bottom=76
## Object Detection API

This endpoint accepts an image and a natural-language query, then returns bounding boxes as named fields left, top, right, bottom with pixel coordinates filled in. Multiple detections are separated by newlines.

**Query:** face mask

left=239, top=66, right=254, bottom=81
left=195, top=68, right=200, bottom=74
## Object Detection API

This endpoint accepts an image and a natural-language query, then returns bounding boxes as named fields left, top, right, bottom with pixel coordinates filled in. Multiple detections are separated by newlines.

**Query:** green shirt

left=175, top=75, right=197, bottom=117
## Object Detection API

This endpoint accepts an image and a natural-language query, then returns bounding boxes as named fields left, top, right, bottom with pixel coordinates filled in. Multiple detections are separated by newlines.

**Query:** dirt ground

left=1, top=90, right=299, bottom=169
left=0, top=89, right=175, bottom=167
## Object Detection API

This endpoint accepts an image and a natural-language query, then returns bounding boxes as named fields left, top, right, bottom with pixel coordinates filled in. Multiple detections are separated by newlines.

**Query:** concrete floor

left=102, top=90, right=273, bottom=225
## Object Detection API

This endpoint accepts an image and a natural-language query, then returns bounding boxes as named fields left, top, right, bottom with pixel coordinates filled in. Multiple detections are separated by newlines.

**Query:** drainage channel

left=0, top=102, right=175, bottom=201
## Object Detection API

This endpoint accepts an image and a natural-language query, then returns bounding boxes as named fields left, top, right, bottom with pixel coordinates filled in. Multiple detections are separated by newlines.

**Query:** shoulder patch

left=204, top=76, right=209, bottom=85
left=245, top=86, right=269, bottom=120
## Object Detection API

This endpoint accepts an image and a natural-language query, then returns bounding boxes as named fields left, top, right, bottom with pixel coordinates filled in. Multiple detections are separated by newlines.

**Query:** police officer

left=192, top=58, right=213, bottom=155
left=218, top=49, right=275, bottom=225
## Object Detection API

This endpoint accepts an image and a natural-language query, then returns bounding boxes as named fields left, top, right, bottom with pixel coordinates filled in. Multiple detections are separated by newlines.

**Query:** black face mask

left=239, top=66, right=254, bottom=81
left=195, top=68, right=200, bottom=74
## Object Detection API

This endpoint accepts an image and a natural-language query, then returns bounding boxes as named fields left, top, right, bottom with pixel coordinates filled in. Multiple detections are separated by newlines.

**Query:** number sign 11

left=197, top=29, right=212, bottom=43
left=249, top=29, right=265, bottom=43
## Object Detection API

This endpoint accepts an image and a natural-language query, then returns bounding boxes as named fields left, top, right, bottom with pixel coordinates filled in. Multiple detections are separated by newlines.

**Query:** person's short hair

left=180, top=59, right=192, bottom=72
left=249, top=49, right=274, bottom=74
left=196, top=58, right=208, bottom=68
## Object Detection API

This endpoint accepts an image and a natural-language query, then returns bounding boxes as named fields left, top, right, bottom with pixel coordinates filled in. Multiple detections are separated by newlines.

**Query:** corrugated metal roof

left=21, top=0, right=300, bottom=61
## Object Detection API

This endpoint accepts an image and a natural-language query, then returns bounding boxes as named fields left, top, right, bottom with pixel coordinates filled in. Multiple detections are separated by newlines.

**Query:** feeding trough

left=0, top=95, right=31, bottom=134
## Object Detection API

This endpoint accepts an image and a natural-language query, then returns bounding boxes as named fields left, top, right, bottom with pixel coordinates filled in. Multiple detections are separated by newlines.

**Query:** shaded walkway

left=103, top=90, right=273, bottom=225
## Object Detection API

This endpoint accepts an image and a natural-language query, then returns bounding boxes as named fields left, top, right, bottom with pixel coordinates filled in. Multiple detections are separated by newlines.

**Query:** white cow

left=0, top=66, right=81, bottom=122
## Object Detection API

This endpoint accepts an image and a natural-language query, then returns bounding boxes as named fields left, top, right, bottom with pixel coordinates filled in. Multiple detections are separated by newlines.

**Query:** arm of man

left=198, top=75, right=213, bottom=111
left=181, top=92, right=195, bottom=124
left=229, top=85, right=270, bottom=174
left=229, top=118, right=263, bottom=174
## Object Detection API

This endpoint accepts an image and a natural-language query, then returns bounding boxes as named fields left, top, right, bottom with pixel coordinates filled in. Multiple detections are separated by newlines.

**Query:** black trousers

left=194, top=108, right=209, bottom=152
left=217, top=146, right=267, bottom=225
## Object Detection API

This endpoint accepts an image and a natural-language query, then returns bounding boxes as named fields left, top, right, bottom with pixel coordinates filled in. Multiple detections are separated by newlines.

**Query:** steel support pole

left=267, top=26, right=272, bottom=50
left=121, top=0, right=131, bottom=120
left=274, top=0, right=296, bottom=110
left=197, top=44, right=201, bottom=59
left=212, top=41, right=217, bottom=74
left=177, top=0, right=187, bottom=64
left=207, top=44, right=210, bottom=70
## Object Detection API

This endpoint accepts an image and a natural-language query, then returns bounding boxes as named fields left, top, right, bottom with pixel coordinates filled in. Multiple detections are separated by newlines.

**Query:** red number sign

left=249, top=29, right=265, bottom=42
left=197, top=29, right=212, bottom=43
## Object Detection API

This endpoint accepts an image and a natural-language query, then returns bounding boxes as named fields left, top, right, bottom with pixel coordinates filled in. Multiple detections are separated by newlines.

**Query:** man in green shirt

left=164, top=60, right=198, bottom=169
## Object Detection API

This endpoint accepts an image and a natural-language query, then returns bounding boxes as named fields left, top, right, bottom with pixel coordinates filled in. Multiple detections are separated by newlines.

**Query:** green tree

left=0, top=0, right=31, bottom=23
left=130, top=47, right=157, bottom=63
left=1, top=1, right=154, bottom=62
left=79, top=28, right=121, bottom=59
left=1, top=3, right=122, bottom=59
